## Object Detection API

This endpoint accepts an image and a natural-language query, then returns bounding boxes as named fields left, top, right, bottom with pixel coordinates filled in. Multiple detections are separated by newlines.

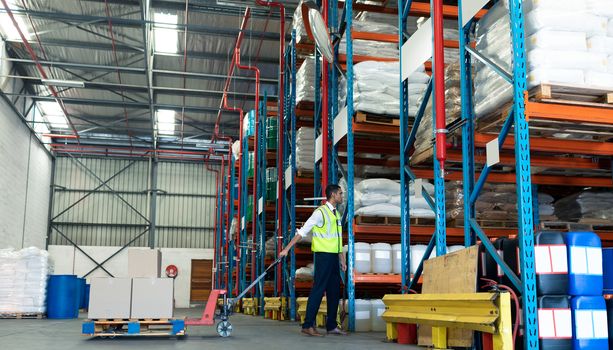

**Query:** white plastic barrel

left=371, top=243, right=392, bottom=273
left=370, top=299, right=386, bottom=332
left=355, top=242, right=372, bottom=273
left=392, top=243, right=402, bottom=274
left=410, top=245, right=437, bottom=275
left=355, top=299, right=372, bottom=332
left=448, top=245, right=464, bottom=254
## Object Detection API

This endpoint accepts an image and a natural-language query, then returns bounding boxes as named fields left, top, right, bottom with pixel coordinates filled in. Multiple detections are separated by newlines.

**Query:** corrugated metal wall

left=49, top=156, right=218, bottom=248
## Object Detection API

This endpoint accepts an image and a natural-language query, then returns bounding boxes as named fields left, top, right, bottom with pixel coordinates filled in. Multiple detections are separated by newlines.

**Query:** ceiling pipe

left=0, top=0, right=79, bottom=138
left=103, top=0, right=134, bottom=148
left=254, top=0, right=285, bottom=295
left=213, top=7, right=251, bottom=140
left=235, top=46, right=261, bottom=294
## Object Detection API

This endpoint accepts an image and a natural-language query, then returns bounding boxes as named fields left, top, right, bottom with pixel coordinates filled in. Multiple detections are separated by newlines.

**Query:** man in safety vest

left=280, top=184, right=347, bottom=337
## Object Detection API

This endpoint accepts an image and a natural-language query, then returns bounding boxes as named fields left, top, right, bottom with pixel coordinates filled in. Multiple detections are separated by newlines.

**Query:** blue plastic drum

left=46, top=275, right=79, bottom=319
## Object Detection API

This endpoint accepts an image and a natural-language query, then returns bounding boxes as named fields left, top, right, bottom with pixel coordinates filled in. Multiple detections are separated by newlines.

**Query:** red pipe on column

left=235, top=47, right=261, bottom=294
left=321, top=0, right=329, bottom=193
left=213, top=8, right=251, bottom=136
left=432, top=0, right=447, bottom=174
left=221, top=96, right=244, bottom=294
left=254, top=0, right=285, bottom=296
left=205, top=151, right=220, bottom=289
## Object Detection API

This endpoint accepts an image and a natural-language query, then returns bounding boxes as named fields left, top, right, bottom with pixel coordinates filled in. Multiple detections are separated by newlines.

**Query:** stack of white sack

left=413, top=62, right=461, bottom=154
left=354, top=178, right=436, bottom=218
left=0, top=247, right=50, bottom=314
left=295, top=263, right=315, bottom=281
left=473, top=0, right=613, bottom=119
left=554, top=190, right=613, bottom=222
left=295, top=127, right=315, bottom=171
left=354, top=61, right=429, bottom=116
left=295, top=57, right=347, bottom=106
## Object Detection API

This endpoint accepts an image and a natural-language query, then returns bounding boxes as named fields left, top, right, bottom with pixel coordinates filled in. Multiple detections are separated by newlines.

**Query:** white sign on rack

left=486, top=138, right=500, bottom=167
left=285, top=167, right=292, bottom=190
left=334, top=107, right=348, bottom=145
left=462, top=0, right=489, bottom=27
left=401, top=18, right=432, bottom=80
left=315, top=134, right=323, bottom=162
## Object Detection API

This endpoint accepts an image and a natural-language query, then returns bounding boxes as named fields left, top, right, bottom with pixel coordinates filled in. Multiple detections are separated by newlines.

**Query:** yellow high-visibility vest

left=311, top=205, right=342, bottom=253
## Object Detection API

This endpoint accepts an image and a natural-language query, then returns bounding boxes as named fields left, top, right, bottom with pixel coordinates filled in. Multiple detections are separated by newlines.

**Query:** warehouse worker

left=280, top=184, right=348, bottom=337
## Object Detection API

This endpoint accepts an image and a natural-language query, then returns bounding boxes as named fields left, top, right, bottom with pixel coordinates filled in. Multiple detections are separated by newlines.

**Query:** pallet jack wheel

left=216, top=321, right=233, bottom=337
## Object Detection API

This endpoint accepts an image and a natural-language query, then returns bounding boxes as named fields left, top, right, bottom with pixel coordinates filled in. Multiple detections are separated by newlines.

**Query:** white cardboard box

left=130, top=278, right=174, bottom=319
left=88, top=278, right=132, bottom=319
left=128, top=248, right=161, bottom=278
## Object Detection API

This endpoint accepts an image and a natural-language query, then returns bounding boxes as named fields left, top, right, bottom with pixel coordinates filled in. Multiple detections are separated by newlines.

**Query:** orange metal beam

left=475, top=133, right=613, bottom=156
left=444, top=149, right=605, bottom=170
left=525, top=100, right=613, bottom=124
left=337, top=1, right=487, bottom=19
left=411, top=168, right=613, bottom=187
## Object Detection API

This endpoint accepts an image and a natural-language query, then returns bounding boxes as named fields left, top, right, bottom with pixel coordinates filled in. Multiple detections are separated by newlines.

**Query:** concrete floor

left=0, top=308, right=421, bottom=350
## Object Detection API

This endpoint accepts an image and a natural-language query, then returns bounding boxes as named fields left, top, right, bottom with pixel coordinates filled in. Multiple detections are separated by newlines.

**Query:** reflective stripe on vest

left=311, top=205, right=342, bottom=253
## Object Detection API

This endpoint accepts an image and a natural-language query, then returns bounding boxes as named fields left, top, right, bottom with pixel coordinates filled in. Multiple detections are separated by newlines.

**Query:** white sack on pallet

left=525, top=10, right=607, bottom=36
left=585, top=71, right=613, bottom=88
left=0, top=247, right=49, bottom=314
left=527, top=30, right=587, bottom=51
left=587, top=36, right=613, bottom=54
left=528, top=49, right=607, bottom=71
left=389, top=195, right=432, bottom=211
left=608, top=56, right=613, bottom=73
left=586, top=0, right=613, bottom=18
left=355, top=203, right=435, bottom=219
left=295, top=57, right=347, bottom=106
left=339, top=39, right=398, bottom=59
left=356, top=178, right=400, bottom=195
left=353, top=61, right=428, bottom=117
left=473, top=0, right=613, bottom=119
left=609, top=19, right=613, bottom=36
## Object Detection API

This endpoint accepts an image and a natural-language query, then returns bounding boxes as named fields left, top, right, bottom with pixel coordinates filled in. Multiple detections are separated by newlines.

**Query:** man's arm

left=279, top=209, right=322, bottom=257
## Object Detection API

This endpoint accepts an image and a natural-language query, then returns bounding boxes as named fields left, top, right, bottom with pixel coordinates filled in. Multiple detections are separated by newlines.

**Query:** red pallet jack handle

left=184, top=257, right=284, bottom=328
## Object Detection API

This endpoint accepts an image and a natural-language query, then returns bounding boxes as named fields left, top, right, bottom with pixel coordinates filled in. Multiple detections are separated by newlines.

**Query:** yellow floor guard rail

left=382, top=292, right=512, bottom=350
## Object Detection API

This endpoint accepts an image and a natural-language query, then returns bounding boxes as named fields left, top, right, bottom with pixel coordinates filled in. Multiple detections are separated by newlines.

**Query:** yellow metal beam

left=382, top=292, right=513, bottom=350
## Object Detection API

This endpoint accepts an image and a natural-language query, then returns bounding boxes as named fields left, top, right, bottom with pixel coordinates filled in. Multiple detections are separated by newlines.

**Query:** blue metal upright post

left=329, top=0, right=338, bottom=184
left=509, top=1, right=538, bottom=347
left=257, top=98, right=268, bottom=316
left=343, top=0, right=355, bottom=332
left=289, top=31, right=297, bottom=321
left=457, top=3, right=476, bottom=248
left=398, top=0, right=414, bottom=291
left=240, top=119, right=250, bottom=295
left=228, top=155, right=236, bottom=297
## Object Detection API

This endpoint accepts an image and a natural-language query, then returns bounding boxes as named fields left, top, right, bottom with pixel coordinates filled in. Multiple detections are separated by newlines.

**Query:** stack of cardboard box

left=88, top=249, right=174, bottom=319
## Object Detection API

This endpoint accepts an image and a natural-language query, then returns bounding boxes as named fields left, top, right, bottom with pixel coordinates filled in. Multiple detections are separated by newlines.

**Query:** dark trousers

left=302, top=252, right=341, bottom=331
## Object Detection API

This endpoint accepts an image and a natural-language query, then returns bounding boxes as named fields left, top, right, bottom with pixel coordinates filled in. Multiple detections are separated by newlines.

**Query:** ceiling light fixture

left=41, top=79, right=85, bottom=88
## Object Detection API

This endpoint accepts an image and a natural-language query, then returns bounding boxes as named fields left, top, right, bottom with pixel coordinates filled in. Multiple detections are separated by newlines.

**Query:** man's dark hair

left=325, top=184, right=342, bottom=199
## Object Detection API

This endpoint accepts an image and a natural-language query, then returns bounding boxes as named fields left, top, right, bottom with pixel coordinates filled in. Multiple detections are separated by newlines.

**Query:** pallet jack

left=185, top=256, right=285, bottom=337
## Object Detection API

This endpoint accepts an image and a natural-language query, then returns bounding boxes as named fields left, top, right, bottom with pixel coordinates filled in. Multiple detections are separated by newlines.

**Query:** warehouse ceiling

left=0, top=0, right=305, bottom=153
left=1, top=0, right=455, bottom=155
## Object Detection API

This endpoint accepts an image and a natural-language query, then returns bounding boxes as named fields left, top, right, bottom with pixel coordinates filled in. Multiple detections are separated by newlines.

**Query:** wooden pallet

left=478, top=83, right=613, bottom=141
left=355, top=216, right=435, bottom=226
left=82, top=318, right=185, bottom=337
left=540, top=220, right=613, bottom=232
left=355, top=112, right=400, bottom=126
left=296, top=100, right=315, bottom=111
left=410, top=147, right=433, bottom=166
left=0, top=312, right=45, bottom=319
left=449, top=218, right=519, bottom=229
left=532, top=83, right=613, bottom=106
